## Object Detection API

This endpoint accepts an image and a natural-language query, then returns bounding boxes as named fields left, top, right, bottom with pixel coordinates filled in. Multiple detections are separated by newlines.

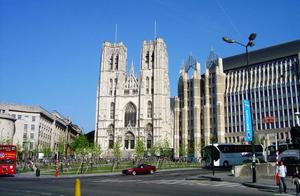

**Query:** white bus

left=202, top=144, right=264, bottom=167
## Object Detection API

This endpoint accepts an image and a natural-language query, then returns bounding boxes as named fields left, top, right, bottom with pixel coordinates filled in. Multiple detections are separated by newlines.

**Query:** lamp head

left=222, top=37, right=235, bottom=44
left=248, top=40, right=255, bottom=47
left=249, top=33, right=256, bottom=41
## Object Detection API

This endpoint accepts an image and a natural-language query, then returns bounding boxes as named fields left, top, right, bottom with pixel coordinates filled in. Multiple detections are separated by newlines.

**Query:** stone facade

left=174, top=40, right=300, bottom=159
left=0, top=113, right=16, bottom=144
left=95, top=38, right=173, bottom=158
left=0, top=103, right=83, bottom=155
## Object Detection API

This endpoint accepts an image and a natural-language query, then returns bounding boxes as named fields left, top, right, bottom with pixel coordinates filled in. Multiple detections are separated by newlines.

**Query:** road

left=0, top=169, right=278, bottom=196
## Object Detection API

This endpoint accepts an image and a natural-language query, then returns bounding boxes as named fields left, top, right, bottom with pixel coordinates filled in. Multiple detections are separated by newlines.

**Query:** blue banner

left=244, top=100, right=253, bottom=142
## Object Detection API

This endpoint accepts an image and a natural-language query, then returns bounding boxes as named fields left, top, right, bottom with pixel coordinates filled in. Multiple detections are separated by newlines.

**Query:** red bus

left=0, top=145, right=17, bottom=175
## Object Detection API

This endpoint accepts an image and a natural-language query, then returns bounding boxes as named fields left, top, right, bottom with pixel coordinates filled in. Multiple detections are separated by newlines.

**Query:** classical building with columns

left=174, top=39, right=300, bottom=160
left=95, top=38, right=173, bottom=158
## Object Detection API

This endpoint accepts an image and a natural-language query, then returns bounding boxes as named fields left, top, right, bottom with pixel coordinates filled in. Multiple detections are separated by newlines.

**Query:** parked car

left=122, top=164, right=156, bottom=175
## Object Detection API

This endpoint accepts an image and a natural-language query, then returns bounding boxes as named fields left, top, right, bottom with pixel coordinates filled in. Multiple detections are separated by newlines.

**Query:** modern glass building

left=174, top=39, right=300, bottom=159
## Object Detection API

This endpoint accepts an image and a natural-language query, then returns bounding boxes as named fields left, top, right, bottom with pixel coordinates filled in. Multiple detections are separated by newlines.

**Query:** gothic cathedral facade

left=95, top=38, right=173, bottom=158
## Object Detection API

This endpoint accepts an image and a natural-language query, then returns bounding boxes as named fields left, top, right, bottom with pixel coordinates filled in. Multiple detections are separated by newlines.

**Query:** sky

left=1, top=0, right=300, bottom=133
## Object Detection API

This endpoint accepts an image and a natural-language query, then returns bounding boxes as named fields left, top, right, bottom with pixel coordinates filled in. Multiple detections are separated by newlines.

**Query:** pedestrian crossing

left=92, top=179, right=243, bottom=188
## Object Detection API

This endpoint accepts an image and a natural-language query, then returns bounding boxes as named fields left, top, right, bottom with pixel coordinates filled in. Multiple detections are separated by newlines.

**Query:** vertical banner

left=244, top=100, right=253, bottom=142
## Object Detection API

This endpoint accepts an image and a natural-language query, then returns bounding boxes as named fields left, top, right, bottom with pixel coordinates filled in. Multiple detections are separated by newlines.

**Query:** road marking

left=91, top=178, right=243, bottom=188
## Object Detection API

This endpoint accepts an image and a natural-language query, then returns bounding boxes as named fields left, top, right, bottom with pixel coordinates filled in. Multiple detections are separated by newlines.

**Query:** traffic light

left=291, top=126, right=300, bottom=147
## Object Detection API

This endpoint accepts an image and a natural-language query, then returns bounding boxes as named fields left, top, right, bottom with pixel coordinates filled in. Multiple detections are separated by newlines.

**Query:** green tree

left=179, top=143, right=185, bottom=157
left=135, top=138, right=145, bottom=163
left=112, top=139, right=122, bottom=172
left=89, top=143, right=102, bottom=162
left=160, top=139, right=171, bottom=158
left=150, top=144, right=160, bottom=157
left=57, top=139, right=65, bottom=158
left=70, top=135, right=90, bottom=157
left=42, top=147, right=51, bottom=158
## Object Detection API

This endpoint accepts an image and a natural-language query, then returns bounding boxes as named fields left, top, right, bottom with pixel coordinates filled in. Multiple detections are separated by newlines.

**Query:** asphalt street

left=0, top=169, right=288, bottom=196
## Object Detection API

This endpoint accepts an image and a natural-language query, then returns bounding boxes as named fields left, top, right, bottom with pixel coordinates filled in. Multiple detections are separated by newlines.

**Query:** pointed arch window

left=110, top=79, right=113, bottom=95
left=146, top=124, right=153, bottom=149
left=146, top=77, right=149, bottom=94
left=151, top=51, right=154, bottom=69
left=115, top=54, right=119, bottom=70
left=145, top=51, right=150, bottom=69
left=124, top=132, right=135, bottom=149
left=107, top=124, right=114, bottom=149
left=147, top=101, right=152, bottom=118
left=151, top=76, right=154, bottom=94
left=124, top=102, right=136, bottom=127
left=110, top=102, right=115, bottom=119
left=110, top=55, right=114, bottom=70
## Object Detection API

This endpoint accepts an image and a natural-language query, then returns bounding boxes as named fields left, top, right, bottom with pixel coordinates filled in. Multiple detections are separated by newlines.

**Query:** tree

left=70, top=135, right=90, bottom=158
left=89, top=143, right=102, bottom=162
left=179, top=143, right=185, bottom=157
left=42, top=147, right=51, bottom=158
left=57, top=139, right=65, bottom=158
left=112, top=138, right=122, bottom=172
left=135, top=138, right=145, bottom=163
left=160, top=139, right=171, bottom=158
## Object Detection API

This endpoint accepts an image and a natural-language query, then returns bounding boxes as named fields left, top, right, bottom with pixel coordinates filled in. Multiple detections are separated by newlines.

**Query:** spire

left=154, top=20, right=157, bottom=39
left=206, top=46, right=218, bottom=69
left=130, top=60, right=135, bottom=76
left=114, top=24, right=118, bottom=43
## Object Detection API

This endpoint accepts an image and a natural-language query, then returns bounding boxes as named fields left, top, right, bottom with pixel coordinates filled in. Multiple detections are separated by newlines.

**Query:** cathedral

left=95, top=38, right=174, bottom=158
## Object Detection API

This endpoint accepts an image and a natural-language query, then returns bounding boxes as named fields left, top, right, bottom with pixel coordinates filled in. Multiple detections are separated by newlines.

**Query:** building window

left=18, top=115, right=21, bottom=120
left=151, top=52, right=154, bottom=68
left=115, top=54, right=119, bottom=70
left=110, top=79, right=113, bottom=95
left=147, top=101, right=152, bottom=118
left=124, top=132, right=135, bottom=149
left=124, top=102, right=136, bottom=127
left=107, top=124, right=114, bottom=148
left=146, top=124, right=153, bottom=149
left=146, top=77, right=149, bottom=94
left=32, top=116, right=36, bottom=122
left=146, top=51, right=150, bottom=68
left=151, top=76, right=154, bottom=94
left=31, top=124, right=35, bottom=131
left=30, top=133, right=34, bottom=139
left=110, top=55, right=113, bottom=70
left=110, top=102, right=115, bottom=119
left=109, top=134, right=114, bottom=149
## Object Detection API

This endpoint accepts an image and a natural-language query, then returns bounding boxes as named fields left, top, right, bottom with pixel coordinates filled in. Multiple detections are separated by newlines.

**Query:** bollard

left=74, top=178, right=81, bottom=196
left=36, top=168, right=40, bottom=177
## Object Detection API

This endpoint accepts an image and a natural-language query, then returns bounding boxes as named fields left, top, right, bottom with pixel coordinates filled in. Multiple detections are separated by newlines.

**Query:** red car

left=122, top=164, right=156, bottom=175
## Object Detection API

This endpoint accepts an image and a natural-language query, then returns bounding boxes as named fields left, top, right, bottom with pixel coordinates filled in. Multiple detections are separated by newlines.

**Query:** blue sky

left=1, top=0, right=300, bottom=133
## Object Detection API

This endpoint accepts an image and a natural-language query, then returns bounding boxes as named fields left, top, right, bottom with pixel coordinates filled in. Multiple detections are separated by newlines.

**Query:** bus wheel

left=223, top=161, right=229, bottom=168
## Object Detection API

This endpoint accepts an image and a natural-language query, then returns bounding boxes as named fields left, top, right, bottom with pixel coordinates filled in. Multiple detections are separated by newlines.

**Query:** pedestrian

left=293, top=167, right=300, bottom=196
left=277, top=161, right=287, bottom=194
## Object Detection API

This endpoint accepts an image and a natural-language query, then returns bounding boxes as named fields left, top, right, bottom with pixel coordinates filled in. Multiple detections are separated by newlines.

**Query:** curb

left=242, top=182, right=295, bottom=194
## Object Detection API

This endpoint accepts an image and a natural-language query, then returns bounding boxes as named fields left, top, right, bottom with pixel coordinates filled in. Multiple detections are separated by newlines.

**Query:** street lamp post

left=223, top=33, right=257, bottom=183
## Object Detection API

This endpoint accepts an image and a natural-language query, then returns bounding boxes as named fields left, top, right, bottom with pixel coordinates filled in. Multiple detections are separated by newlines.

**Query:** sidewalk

left=186, top=172, right=296, bottom=195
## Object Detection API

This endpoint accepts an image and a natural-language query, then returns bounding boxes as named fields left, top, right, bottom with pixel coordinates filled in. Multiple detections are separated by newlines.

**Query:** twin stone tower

left=95, top=37, right=226, bottom=160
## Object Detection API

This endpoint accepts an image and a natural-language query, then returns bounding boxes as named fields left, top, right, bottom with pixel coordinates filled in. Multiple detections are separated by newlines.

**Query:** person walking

left=277, top=161, right=287, bottom=194
left=293, top=167, right=300, bottom=196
